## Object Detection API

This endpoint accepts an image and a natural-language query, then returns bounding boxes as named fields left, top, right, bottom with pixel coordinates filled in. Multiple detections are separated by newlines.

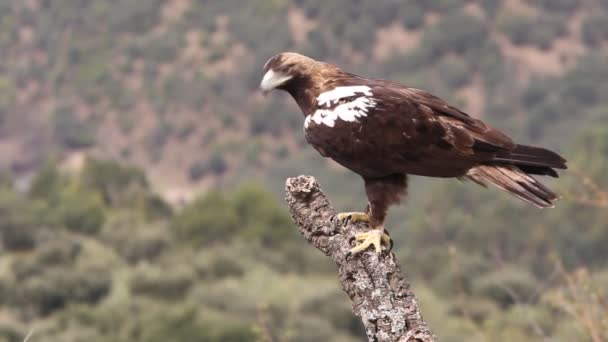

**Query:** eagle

left=260, top=52, right=567, bottom=255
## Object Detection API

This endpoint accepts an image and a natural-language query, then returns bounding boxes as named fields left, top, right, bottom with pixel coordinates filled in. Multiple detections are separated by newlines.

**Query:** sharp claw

left=348, top=229, right=392, bottom=255
left=355, top=234, right=367, bottom=242
left=337, top=212, right=369, bottom=223
left=372, top=239, right=382, bottom=253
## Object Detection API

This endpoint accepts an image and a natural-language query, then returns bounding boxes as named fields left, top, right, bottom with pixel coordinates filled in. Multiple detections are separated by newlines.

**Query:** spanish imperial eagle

left=260, top=52, right=567, bottom=255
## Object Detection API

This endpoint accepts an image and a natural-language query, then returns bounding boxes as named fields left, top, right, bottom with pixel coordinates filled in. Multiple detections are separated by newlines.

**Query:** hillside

left=2, top=0, right=607, bottom=202
left=1, top=1, right=608, bottom=341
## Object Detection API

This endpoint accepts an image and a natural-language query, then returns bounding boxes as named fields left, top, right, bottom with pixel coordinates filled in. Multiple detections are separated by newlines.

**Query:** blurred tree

left=231, top=183, right=295, bottom=247
left=172, top=191, right=239, bottom=245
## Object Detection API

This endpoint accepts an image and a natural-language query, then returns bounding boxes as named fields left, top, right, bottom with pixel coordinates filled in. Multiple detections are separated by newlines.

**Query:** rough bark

left=285, top=175, right=437, bottom=342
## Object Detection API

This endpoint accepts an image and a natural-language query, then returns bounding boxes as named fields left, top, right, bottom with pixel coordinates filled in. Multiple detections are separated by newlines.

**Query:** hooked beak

left=260, top=69, right=292, bottom=96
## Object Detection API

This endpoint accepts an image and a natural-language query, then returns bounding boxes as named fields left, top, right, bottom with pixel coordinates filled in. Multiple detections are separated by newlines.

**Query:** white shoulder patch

left=316, top=85, right=373, bottom=107
left=305, top=86, right=376, bottom=129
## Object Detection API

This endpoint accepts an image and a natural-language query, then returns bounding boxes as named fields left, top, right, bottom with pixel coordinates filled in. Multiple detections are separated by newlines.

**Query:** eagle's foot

left=337, top=212, right=369, bottom=223
left=348, top=228, right=391, bottom=255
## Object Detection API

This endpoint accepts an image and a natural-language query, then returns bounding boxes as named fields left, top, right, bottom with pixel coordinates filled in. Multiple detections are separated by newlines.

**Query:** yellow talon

left=337, top=212, right=369, bottom=223
left=349, top=228, right=391, bottom=255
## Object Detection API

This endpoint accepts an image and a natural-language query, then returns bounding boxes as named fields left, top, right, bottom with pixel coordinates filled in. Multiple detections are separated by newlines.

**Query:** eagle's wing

left=364, top=82, right=565, bottom=175
left=369, top=83, right=515, bottom=157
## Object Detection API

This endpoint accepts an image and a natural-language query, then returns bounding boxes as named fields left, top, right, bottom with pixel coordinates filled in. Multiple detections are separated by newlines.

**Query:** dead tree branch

left=285, top=175, right=437, bottom=342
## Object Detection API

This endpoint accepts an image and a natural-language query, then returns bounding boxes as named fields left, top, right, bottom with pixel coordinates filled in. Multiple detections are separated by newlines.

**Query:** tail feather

left=491, top=144, right=567, bottom=175
left=466, top=165, right=559, bottom=208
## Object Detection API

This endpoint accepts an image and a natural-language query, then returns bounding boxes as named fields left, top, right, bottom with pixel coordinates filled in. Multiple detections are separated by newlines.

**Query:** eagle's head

left=260, top=52, right=320, bottom=95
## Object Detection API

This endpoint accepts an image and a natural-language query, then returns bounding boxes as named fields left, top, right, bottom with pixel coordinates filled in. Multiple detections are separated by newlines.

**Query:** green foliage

left=249, top=101, right=284, bottom=136
left=400, top=2, right=425, bottom=30
left=301, top=289, right=363, bottom=336
left=207, top=152, right=228, bottom=175
left=81, top=158, right=149, bottom=205
left=147, top=120, right=174, bottom=156
left=473, top=267, right=539, bottom=308
left=478, top=0, right=501, bottom=17
left=108, top=0, right=164, bottom=33
left=130, top=265, right=193, bottom=300
left=231, top=183, right=294, bottom=247
left=498, top=11, right=565, bottom=49
left=526, top=0, right=579, bottom=12
left=497, top=11, right=534, bottom=45
left=523, top=55, right=608, bottom=138
left=438, top=57, right=472, bottom=88
left=582, top=15, right=608, bottom=47
left=419, top=12, right=487, bottom=62
left=11, top=263, right=111, bottom=316
left=0, top=189, right=38, bottom=251
left=141, top=309, right=259, bottom=342
left=53, top=106, right=96, bottom=149
left=55, top=187, right=106, bottom=235
left=189, top=151, right=228, bottom=181
left=172, top=183, right=294, bottom=247
left=172, top=191, right=239, bottom=245
left=1, top=1, right=608, bottom=341
left=133, top=31, right=183, bottom=64
left=29, top=160, right=66, bottom=202
left=101, top=215, right=169, bottom=263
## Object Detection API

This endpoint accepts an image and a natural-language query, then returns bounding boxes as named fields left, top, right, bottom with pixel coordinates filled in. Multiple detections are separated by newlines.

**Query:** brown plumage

left=260, top=52, right=567, bottom=253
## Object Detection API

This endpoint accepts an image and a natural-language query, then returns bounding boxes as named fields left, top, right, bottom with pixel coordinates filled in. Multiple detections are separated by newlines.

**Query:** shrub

left=208, top=254, right=245, bottom=279
left=526, top=0, right=579, bottom=12
left=341, top=17, right=376, bottom=53
left=497, top=11, right=533, bottom=46
left=0, top=76, right=16, bottom=110
left=147, top=121, right=174, bottom=152
left=33, top=238, right=82, bottom=268
left=522, top=78, right=552, bottom=108
left=476, top=40, right=505, bottom=90
left=478, top=0, right=501, bottom=17
left=438, top=57, right=471, bottom=88
left=140, top=309, right=259, bottom=342
left=473, top=267, right=539, bottom=308
left=143, top=32, right=182, bottom=64
left=529, top=16, right=567, bottom=50
left=400, top=2, right=425, bottom=30
left=207, top=152, right=228, bottom=175
left=29, top=161, right=64, bottom=200
left=81, top=158, right=149, bottom=205
left=172, top=191, right=239, bottom=245
left=13, top=266, right=111, bottom=316
left=109, top=0, right=164, bottom=33
left=498, top=11, right=565, bottom=49
left=582, top=15, right=608, bottom=47
left=189, top=160, right=208, bottom=181
left=101, top=214, right=169, bottom=263
left=301, top=290, right=364, bottom=336
left=219, top=111, right=236, bottom=128
left=54, top=189, right=105, bottom=235
left=250, top=104, right=283, bottom=136
left=0, top=190, right=38, bottom=251
left=118, top=114, right=135, bottom=134
left=189, top=152, right=227, bottom=181
left=421, top=0, right=463, bottom=12
left=419, top=12, right=487, bottom=61
left=231, top=183, right=295, bottom=247
left=227, top=1, right=291, bottom=57
left=54, top=106, right=96, bottom=149
left=177, top=123, right=195, bottom=141
left=130, top=266, right=193, bottom=300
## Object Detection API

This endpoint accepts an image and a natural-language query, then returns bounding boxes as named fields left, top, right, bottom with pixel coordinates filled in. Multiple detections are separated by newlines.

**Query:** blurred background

left=0, top=0, right=607, bottom=341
